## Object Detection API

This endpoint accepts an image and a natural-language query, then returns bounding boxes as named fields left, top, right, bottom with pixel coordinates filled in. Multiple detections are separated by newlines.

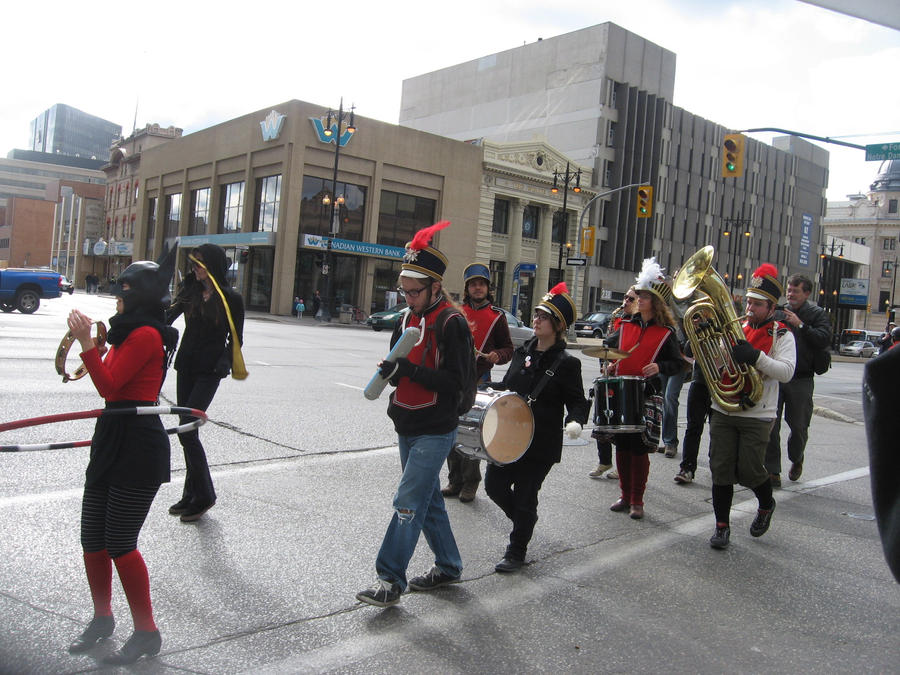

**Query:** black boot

left=102, top=630, right=162, bottom=665
left=68, top=615, right=115, bottom=653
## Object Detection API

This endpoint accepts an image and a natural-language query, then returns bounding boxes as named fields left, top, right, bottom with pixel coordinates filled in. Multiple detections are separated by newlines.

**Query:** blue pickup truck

left=0, top=268, right=64, bottom=314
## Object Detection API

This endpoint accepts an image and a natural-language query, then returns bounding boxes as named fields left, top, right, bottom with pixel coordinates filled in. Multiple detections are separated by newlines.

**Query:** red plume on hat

left=537, top=281, right=576, bottom=329
left=746, top=262, right=784, bottom=303
left=409, top=220, right=450, bottom=251
left=753, top=263, right=778, bottom=279
left=548, top=282, right=569, bottom=296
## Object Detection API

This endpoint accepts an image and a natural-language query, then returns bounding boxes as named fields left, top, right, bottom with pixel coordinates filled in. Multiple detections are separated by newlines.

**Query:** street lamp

left=319, top=98, right=356, bottom=322
left=551, top=162, right=581, bottom=288
left=818, top=237, right=845, bottom=322
left=722, top=219, right=751, bottom=294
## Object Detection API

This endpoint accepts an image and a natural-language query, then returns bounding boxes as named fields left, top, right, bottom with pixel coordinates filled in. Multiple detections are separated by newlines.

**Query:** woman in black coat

left=485, top=283, right=589, bottom=573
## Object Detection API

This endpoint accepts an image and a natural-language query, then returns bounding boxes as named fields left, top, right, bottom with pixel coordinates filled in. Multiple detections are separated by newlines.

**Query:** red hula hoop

left=0, top=406, right=208, bottom=452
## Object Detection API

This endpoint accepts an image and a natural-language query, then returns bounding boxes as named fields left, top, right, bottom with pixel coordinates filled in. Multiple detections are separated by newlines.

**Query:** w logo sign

left=310, top=117, right=354, bottom=147
left=260, top=110, right=286, bottom=142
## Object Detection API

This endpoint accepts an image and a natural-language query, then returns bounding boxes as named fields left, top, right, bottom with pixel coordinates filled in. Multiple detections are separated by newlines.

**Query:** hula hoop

left=0, top=406, right=208, bottom=452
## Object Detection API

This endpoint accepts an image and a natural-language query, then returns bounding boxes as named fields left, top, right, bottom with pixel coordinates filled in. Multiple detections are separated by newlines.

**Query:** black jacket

left=775, top=300, right=831, bottom=379
left=500, top=338, right=589, bottom=465
left=166, top=243, right=245, bottom=377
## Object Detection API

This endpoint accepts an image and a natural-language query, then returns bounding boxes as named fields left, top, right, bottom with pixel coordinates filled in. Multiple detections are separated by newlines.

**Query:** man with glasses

left=442, top=263, right=514, bottom=503
left=356, top=221, right=475, bottom=608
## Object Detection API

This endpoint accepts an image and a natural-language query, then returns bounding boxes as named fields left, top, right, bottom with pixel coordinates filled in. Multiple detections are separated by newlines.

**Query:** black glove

left=214, top=357, right=231, bottom=378
left=732, top=339, right=760, bottom=365
left=380, top=357, right=416, bottom=380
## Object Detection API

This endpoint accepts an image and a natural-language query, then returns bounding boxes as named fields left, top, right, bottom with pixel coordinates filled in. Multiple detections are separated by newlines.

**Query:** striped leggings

left=80, top=484, right=159, bottom=558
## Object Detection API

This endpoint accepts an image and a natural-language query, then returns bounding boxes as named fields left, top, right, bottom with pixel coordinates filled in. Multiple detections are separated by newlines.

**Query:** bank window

left=190, top=188, right=210, bottom=236
left=220, top=181, right=244, bottom=233
left=883, top=261, right=894, bottom=278
left=889, top=199, right=898, bottom=214
left=884, top=238, right=896, bottom=250
left=377, top=189, right=436, bottom=248
left=522, top=205, right=540, bottom=240
left=492, top=198, right=509, bottom=234
left=255, top=175, right=282, bottom=232
left=300, top=175, right=366, bottom=242
left=164, top=193, right=182, bottom=244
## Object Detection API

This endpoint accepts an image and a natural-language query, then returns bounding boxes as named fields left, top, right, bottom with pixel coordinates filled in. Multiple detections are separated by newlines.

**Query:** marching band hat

left=400, top=221, right=450, bottom=282
left=536, top=282, right=577, bottom=328
left=463, top=263, right=491, bottom=285
left=746, top=263, right=783, bottom=304
left=634, top=257, right=673, bottom=304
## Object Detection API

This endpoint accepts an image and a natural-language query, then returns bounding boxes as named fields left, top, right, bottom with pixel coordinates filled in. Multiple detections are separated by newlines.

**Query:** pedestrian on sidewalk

left=484, top=282, right=588, bottom=572
left=442, top=263, right=513, bottom=504
left=65, top=252, right=179, bottom=665
left=295, top=298, right=305, bottom=320
left=356, top=222, right=474, bottom=608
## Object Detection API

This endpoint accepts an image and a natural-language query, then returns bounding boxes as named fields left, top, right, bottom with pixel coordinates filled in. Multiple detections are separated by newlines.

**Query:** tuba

left=673, top=246, right=763, bottom=412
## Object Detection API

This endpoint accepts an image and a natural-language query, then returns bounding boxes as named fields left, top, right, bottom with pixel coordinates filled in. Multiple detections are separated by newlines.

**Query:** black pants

left=485, top=458, right=554, bottom=561
left=176, top=370, right=221, bottom=506
left=447, top=448, right=482, bottom=487
left=81, top=484, right=159, bottom=557
left=680, top=378, right=711, bottom=474
left=765, top=377, right=815, bottom=475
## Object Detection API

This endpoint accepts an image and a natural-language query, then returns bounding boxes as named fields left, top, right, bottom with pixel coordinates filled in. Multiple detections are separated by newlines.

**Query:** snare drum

left=455, top=390, right=534, bottom=465
left=592, top=375, right=645, bottom=432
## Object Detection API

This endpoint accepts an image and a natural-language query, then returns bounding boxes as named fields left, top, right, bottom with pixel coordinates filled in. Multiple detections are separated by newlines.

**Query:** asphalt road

left=0, top=293, right=896, bottom=674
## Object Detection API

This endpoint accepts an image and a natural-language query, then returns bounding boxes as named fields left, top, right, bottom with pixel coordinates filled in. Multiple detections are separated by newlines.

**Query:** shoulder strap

left=526, top=351, right=568, bottom=407
left=434, top=306, right=462, bottom=345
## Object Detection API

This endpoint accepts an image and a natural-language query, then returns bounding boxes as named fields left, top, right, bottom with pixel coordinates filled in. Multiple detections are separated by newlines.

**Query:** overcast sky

left=2, top=0, right=897, bottom=202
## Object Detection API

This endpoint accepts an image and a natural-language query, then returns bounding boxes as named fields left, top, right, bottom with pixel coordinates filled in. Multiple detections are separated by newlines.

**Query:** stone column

left=536, top=205, right=553, bottom=294
left=507, top=199, right=524, bottom=317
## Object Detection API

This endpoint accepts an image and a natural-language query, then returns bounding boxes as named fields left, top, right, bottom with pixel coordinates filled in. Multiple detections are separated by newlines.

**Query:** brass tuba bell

left=673, top=246, right=763, bottom=412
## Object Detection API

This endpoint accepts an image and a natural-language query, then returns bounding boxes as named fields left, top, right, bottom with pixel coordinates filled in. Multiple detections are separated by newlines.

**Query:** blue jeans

left=375, top=430, right=462, bottom=590
left=659, top=369, right=688, bottom=446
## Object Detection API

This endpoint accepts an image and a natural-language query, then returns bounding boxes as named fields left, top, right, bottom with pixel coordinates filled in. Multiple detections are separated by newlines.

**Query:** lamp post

left=319, top=98, right=356, bottom=322
left=819, top=237, right=844, bottom=326
left=722, top=219, right=751, bottom=295
left=551, top=162, right=581, bottom=289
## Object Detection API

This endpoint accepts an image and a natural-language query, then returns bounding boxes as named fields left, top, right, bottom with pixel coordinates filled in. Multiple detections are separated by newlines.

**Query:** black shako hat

left=400, top=220, right=450, bottom=282
left=536, top=282, right=577, bottom=328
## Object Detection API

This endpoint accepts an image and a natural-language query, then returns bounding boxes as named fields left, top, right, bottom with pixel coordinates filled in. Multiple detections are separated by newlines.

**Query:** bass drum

left=455, top=390, right=534, bottom=465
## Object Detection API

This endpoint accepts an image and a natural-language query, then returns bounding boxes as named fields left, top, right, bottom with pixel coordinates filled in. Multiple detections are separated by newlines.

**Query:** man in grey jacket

left=765, top=274, right=832, bottom=486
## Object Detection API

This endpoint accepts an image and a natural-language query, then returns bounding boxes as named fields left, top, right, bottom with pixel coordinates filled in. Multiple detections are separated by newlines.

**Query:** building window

left=133, top=182, right=139, bottom=204
left=163, top=193, right=182, bottom=246
left=853, top=236, right=866, bottom=245
left=492, top=198, right=509, bottom=234
left=300, top=176, right=366, bottom=241
left=145, top=197, right=157, bottom=255
left=889, top=199, right=898, bottom=214
left=884, top=237, right=896, bottom=250
left=220, top=181, right=244, bottom=233
left=190, top=187, right=210, bottom=236
left=255, top=175, right=282, bottom=232
left=604, top=161, right=615, bottom=187
left=377, top=190, right=435, bottom=248
left=522, top=204, right=540, bottom=240
left=607, top=121, right=616, bottom=147
left=883, top=261, right=895, bottom=278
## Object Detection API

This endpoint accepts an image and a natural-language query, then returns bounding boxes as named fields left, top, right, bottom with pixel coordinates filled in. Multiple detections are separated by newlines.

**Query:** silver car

left=502, top=309, right=534, bottom=347
left=839, top=341, right=876, bottom=358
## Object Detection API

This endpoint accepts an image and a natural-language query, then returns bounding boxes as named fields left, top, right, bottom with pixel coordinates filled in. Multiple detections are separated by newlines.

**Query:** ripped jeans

left=375, top=430, right=463, bottom=590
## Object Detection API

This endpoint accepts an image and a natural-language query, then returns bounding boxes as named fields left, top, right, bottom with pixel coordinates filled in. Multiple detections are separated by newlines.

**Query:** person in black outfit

left=485, top=282, right=589, bottom=573
left=166, top=244, right=244, bottom=522
left=673, top=360, right=711, bottom=484
left=765, top=274, right=832, bottom=485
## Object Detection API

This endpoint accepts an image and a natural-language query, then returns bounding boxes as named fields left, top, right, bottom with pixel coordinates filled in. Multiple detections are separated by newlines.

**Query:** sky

left=2, top=0, right=897, bottom=202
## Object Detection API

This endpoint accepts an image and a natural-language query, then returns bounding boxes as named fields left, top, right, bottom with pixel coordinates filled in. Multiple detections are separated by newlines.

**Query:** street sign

left=566, top=257, right=586, bottom=266
left=865, top=142, right=900, bottom=161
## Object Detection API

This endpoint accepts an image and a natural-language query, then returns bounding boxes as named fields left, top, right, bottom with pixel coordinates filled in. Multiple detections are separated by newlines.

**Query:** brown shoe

left=629, top=504, right=644, bottom=519
left=458, top=484, right=478, bottom=503
left=610, top=497, right=630, bottom=512
left=441, top=484, right=462, bottom=497
left=788, top=462, right=803, bottom=482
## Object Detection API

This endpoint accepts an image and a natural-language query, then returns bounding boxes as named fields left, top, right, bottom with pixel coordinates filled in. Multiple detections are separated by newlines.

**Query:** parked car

left=502, top=309, right=534, bottom=348
left=366, top=303, right=408, bottom=331
left=574, top=312, right=611, bottom=339
left=839, top=340, right=876, bottom=358
left=59, top=276, right=74, bottom=295
left=0, top=267, right=63, bottom=314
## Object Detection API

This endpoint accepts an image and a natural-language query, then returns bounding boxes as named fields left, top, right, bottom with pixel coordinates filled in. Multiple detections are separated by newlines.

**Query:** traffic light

left=721, top=133, right=746, bottom=178
left=636, top=185, right=653, bottom=218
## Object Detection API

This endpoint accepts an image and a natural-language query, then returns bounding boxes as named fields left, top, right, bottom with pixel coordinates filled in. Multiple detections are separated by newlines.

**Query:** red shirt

left=80, top=326, right=164, bottom=402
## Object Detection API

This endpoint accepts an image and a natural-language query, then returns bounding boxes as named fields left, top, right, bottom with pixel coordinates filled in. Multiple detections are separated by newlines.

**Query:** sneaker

left=589, top=463, right=613, bottom=478
left=788, top=462, right=803, bottom=481
left=709, top=524, right=731, bottom=549
left=674, top=469, right=694, bottom=484
left=750, top=499, right=776, bottom=537
left=441, top=484, right=462, bottom=497
left=459, top=484, right=478, bottom=503
left=769, top=473, right=782, bottom=489
left=606, top=469, right=619, bottom=480
left=356, top=579, right=402, bottom=607
left=168, top=498, right=191, bottom=515
left=408, top=566, right=461, bottom=591
left=495, top=557, right=525, bottom=573
left=664, top=444, right=678, bottom=458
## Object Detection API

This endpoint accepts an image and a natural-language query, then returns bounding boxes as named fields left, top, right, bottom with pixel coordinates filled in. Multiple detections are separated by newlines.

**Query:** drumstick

left=363, top=327, right=421, bottom=400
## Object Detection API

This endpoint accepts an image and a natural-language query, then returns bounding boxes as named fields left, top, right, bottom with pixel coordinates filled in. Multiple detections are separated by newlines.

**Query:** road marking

left=336, top=382, right=364, bottom=391
left=815, top=393, right=863, bottom=405
left=254, top=361, right=271, bottom=366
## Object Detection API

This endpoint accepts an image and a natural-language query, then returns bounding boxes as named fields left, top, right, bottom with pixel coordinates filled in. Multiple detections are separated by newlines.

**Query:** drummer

left=589, top=286, right=637, bottom=480
left=602, top=259, right=682, bottom=519
left=484, top=283, right=589, bottom=573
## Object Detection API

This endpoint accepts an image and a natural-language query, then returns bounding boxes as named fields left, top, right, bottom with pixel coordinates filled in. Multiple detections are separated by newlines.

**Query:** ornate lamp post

left=319, top=99, right=356, bottom=321
left=551, top=162, right=581, bottom=288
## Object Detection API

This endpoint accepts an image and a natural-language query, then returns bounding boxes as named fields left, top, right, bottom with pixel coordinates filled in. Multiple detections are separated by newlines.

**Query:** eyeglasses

left=397, top=285, right=429, bottom=299
left=532, top=311, right=552, bottom=322
left=624, top=296, right=637, bottom=303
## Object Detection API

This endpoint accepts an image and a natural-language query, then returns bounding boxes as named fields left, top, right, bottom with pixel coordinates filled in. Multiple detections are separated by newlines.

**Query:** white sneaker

left=589, top=463, right=613, bottom=478
left=606, top=469, right=619, bottom=480
left=674, top=469, right=694, bottom=484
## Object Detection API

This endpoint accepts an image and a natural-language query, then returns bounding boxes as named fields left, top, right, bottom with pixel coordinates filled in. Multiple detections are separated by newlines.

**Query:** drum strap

left=526, top=353, right=567, bottom=407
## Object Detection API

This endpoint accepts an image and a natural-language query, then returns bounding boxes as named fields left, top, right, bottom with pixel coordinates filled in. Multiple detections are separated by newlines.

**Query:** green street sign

left=866, top=142, right=900, bottom=161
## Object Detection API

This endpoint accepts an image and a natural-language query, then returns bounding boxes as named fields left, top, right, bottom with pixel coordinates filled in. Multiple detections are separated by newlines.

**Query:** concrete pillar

left=506, top=198, right=524, bottom=314
left=536, top=205, right=553, bottom=294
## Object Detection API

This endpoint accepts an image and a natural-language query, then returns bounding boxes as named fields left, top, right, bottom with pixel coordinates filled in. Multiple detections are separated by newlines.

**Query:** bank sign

left=310, top=117, right=354, bottom=147
left=303, top=234, right=405, bottom=260
left=838, top=278, right=868, bottom=309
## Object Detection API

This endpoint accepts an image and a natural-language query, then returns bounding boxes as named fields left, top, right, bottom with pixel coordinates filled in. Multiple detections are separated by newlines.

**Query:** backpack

left=434, top=307, right=478, bottom=415
left=813, top=348, right=831, bottom=375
